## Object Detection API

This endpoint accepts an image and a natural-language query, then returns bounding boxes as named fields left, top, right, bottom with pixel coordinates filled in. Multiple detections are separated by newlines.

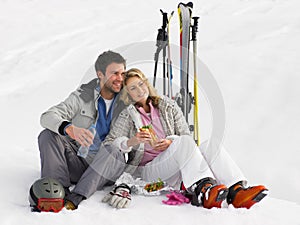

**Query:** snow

left=1, top=0, right=300, bottom=224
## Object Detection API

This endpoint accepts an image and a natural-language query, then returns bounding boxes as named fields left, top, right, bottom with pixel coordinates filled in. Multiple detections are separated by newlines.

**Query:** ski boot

left=183, top=177, right=228, bottom=209
left=227, top=181, right=268, bottom=209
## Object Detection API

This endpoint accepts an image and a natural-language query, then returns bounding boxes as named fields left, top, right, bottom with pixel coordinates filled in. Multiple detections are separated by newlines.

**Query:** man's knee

left=39, top=128, right=56, bottom=140
left=38, top=129, right=54, bottom=146
left=103, top=145, right=125, bottom=161
left=38, top=129, right=63, bottom=154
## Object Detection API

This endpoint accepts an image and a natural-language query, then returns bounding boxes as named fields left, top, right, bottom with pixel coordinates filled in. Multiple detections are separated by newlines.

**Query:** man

left=38, top=50, right=127, bottom=210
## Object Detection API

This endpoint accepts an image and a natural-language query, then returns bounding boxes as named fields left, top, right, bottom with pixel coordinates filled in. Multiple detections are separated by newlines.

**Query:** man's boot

left=64, top=192, right=85, bottom=210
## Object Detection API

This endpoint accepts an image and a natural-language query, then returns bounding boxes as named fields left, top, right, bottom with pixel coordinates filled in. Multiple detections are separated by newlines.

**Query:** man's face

left=99, top=62, right=125, bottom=95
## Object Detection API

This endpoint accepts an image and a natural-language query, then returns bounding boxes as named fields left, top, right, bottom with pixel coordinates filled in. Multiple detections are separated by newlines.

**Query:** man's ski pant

left=141, top=135, right=246, bottom=189
left=38, top=129, right=125, bottom=198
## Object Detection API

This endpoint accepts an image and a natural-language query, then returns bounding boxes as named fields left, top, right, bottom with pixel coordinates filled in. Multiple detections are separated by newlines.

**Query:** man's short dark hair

left=95, top=50, right=126, bottom=75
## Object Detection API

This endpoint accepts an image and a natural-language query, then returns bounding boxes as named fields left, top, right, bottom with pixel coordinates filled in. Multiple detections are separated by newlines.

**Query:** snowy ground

left=1, top=0, right=300, bottom=224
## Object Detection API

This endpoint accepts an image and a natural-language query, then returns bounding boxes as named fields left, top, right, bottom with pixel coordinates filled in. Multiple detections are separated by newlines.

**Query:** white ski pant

left=141, top=135, right=246, bottom=189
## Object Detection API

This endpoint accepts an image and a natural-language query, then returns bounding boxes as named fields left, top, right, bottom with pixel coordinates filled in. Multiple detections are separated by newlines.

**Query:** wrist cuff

left=59, top=121, right=71, bottom=135
left=114, top=183, right=131, bottom=194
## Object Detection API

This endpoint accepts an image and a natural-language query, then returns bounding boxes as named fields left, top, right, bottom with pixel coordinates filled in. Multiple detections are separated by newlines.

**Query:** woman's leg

left=141, top=135, right=213, bottom=188
left=199, top=139, right=268, bottom=208
left=199, top=139, right=246, bottom=186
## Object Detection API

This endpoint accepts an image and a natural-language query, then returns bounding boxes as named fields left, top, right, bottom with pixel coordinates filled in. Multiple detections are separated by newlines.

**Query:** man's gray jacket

left=40, top=78, right=124, bottom=136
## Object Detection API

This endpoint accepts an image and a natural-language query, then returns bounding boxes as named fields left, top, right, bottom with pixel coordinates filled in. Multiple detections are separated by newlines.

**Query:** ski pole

left=167, top=11, right=174, bottom=98
left=153, top=28, right=165, bottom=87
left=161, top=10, right=168, bottom=95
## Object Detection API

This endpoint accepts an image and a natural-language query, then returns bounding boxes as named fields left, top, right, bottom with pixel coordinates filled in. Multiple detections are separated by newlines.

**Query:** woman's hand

left=127, top=131, right=152, bottom=147
left=153, top=139, right=172, bottom=151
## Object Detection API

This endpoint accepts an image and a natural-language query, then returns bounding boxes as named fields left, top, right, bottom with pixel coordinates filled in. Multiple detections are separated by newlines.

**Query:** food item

left=139, top=124, right=158, bottom=146
left=144, top=178, right=164, bottom=192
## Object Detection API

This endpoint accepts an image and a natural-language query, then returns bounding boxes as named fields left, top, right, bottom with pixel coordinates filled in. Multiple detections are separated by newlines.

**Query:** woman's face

left=126, top=76, right=149, bottom=104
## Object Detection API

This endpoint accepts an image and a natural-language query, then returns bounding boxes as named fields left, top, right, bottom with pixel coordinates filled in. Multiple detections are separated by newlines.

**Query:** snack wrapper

left=115, top=172, right=173, bottom=196
left=139, top=124, right=158, bottom=147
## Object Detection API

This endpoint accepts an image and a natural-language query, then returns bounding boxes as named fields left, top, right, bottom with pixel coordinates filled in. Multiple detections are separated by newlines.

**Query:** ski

left=191, top=16, right=200, bottom=146
left=177, top=2, right=193, bottom=123
left=154, top=2, right=200, bottom=144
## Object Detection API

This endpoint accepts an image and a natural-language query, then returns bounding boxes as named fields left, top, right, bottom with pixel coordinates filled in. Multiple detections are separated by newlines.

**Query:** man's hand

left=153, top=139, right=172, bottom=151
left=102, top=183, right=131, bottom=209
left=65, top=125, right=94, bottom=147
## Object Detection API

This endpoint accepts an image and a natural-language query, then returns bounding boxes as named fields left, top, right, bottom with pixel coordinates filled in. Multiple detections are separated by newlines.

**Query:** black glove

left=102, top=183, right=131, bottom=209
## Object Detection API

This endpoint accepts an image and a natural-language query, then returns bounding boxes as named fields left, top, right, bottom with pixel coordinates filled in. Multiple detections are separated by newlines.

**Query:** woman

left=103, top=68, right=267, bottom=209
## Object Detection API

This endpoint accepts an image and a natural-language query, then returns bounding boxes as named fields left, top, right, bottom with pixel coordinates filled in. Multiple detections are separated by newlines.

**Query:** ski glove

left=162, top=191, right=190, bottom=205
left=102, top=183, right=131, bottom=209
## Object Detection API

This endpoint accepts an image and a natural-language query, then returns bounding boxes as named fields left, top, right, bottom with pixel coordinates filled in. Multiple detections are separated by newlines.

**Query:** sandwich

left=139, top=124, right=158, bottom=146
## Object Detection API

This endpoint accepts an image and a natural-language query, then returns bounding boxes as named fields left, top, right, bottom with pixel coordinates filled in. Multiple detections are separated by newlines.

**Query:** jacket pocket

left=80, top=108, right=95, bottom=118
left=72, top=106, right=96, bottom=128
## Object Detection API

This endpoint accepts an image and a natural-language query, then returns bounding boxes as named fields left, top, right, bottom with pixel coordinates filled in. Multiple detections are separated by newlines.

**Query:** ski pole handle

left=191, top=17, right=199, bottom=41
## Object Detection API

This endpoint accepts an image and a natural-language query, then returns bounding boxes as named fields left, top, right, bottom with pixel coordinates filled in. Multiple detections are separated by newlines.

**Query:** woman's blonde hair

left=120, top=68, right=161, bottom=107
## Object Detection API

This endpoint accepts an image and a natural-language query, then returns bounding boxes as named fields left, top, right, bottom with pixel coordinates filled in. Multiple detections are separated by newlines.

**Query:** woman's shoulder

left=111, top=106, right=131, bottom=128
left=159, top=95, right=177, bottom=107
left=119, top=107, right=130, bottom=118
left=117, top=104, right=141, bottom=119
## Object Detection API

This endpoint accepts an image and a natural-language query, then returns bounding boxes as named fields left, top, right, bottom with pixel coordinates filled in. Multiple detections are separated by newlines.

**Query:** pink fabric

left=137, top=102, right=166, bottom=166
left=162, top=191, right=190, bottom=205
